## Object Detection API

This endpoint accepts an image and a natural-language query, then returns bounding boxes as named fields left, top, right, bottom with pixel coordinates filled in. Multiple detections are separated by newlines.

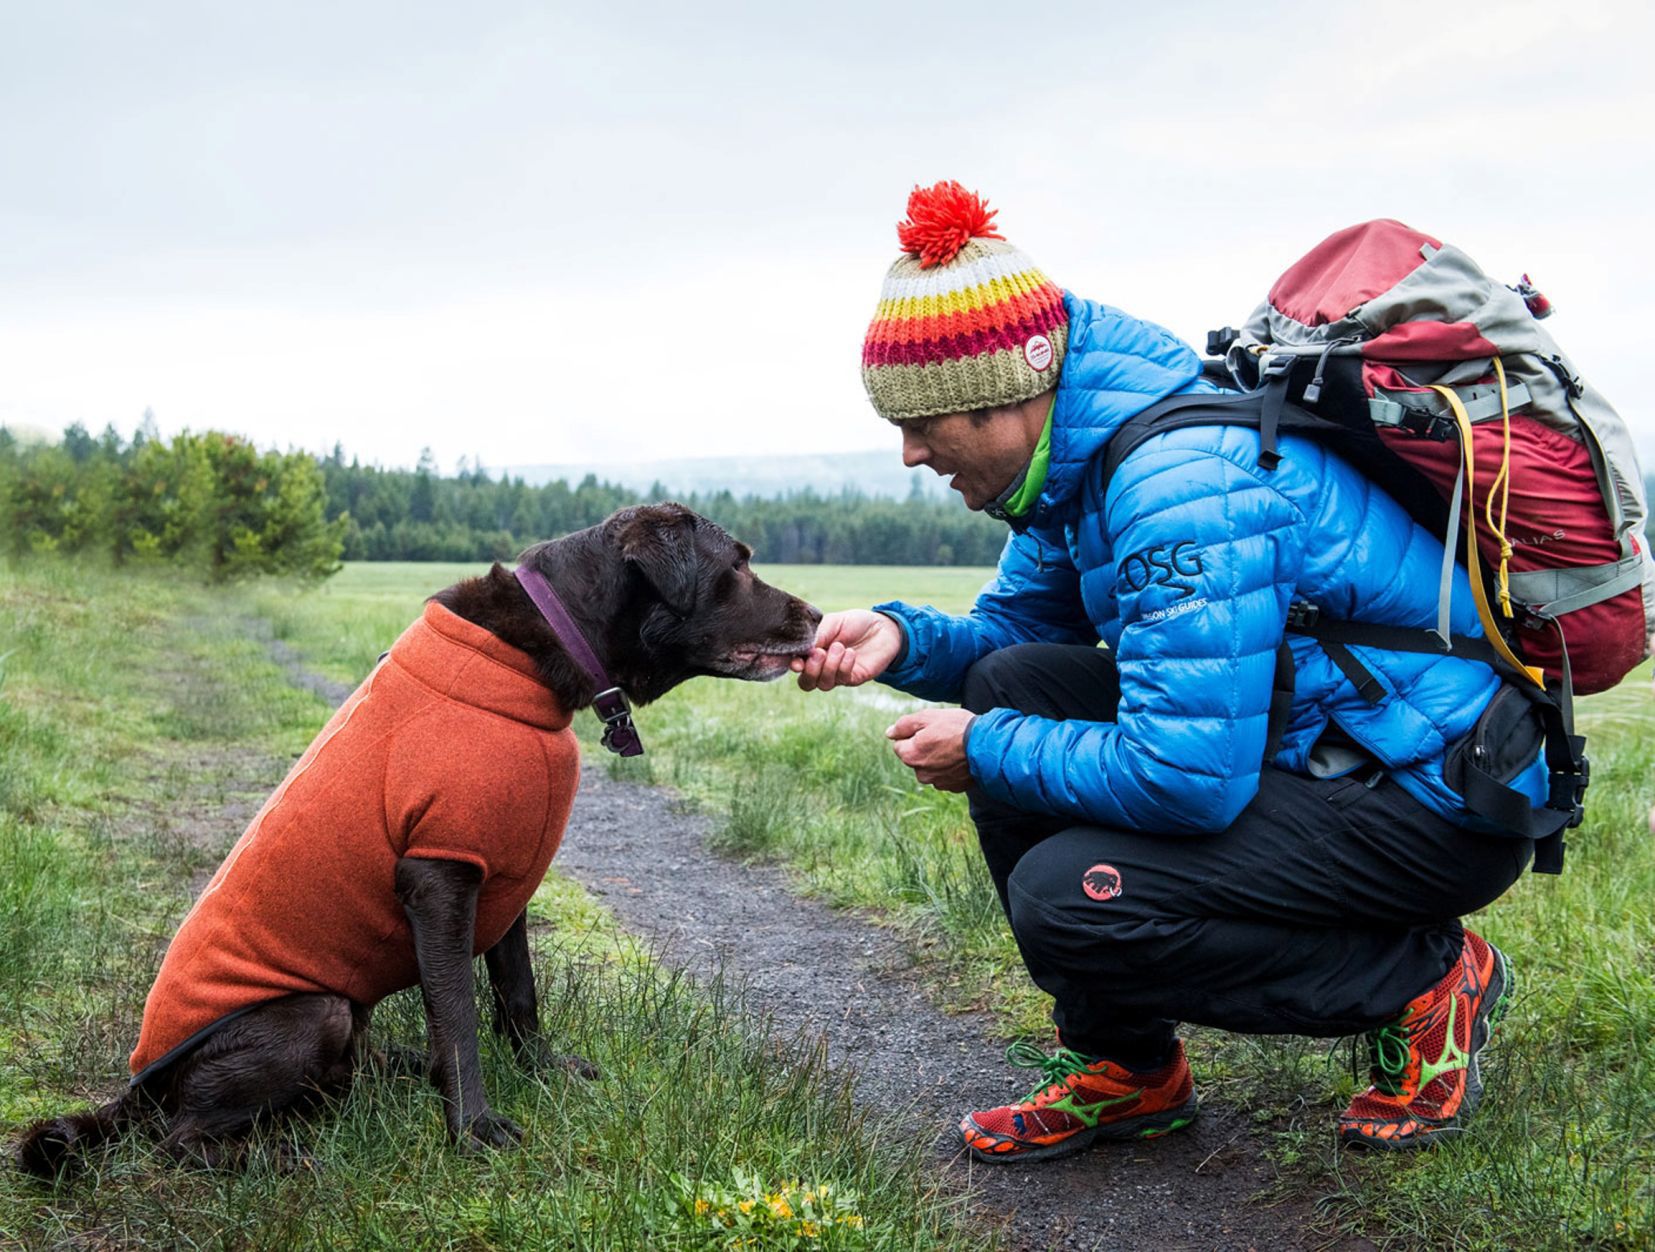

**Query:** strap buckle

left=593, top=687, right=645, bottom=757
left=1548, top=753, right=1590, bottom=827
left=1285, top=600, right=1321, bottom=631
left=1397, top=406, right=1457, bottom=441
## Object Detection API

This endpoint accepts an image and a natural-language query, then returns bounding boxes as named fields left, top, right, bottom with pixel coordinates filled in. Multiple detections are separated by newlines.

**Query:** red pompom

left=896, top=180, right=1004, bottom=269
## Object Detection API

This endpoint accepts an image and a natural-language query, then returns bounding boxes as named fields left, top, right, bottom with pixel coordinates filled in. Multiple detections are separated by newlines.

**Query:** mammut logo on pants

left=1082, top=863, right=1122, bottom=902
left=1119, top=541, right=1203, bottom=599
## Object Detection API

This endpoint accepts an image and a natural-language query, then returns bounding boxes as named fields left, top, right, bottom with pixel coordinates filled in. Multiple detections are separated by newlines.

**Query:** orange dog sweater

left=130, top=602, right=580, bottom=1082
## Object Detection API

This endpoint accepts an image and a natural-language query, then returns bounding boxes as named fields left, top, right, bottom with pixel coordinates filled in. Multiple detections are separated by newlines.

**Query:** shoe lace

left=1367, top=1022, right=1416, bottom=1096
left=1006, top=1041, right=1095, bottom=1103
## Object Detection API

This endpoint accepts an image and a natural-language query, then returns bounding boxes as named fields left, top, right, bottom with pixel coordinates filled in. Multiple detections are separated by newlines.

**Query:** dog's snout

left=802, top=600, right=824, bottom=630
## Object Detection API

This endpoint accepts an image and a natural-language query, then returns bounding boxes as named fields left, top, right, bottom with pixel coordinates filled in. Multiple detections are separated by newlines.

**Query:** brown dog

left=17, top=503, right=820, bottom=1174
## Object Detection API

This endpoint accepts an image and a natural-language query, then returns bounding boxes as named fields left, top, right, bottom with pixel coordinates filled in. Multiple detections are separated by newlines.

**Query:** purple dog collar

left=513, top=565, right=644, bottom=757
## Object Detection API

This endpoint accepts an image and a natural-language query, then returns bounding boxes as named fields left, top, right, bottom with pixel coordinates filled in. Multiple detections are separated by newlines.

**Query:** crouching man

left=793, top=182, right=1540, bottom=1161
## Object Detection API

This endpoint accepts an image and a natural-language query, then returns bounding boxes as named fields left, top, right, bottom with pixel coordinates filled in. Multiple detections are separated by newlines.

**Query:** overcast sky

left=3, top=0, right=1651, bottom=471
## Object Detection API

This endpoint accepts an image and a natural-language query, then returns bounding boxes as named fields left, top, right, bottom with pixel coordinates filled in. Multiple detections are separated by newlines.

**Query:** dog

left=17, top=502, right=821, bottom=1174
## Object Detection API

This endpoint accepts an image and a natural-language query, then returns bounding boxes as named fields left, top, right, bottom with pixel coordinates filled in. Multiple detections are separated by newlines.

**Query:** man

left=793, top=181, right=1542, bottom=1162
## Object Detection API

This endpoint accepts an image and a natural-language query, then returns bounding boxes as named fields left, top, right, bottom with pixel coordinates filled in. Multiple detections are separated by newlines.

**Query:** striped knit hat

left=862, top=181, right=1068, bottom=422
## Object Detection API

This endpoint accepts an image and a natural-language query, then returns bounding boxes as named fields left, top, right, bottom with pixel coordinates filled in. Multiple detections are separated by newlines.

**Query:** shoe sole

left=1338, top=945, right=1514, bottom=1153
left=962, top=1095, right=1200, bottom=1165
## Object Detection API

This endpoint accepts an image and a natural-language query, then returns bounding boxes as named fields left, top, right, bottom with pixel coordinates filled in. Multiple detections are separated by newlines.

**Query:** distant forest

left=320, top=446, right=1006, bottom=566
left=0, top=422, right=1008, bottom=576
left=11, top=421, right=1651, bottom=579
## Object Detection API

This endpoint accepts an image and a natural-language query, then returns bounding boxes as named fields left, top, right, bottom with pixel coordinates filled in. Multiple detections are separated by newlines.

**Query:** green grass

left=236, top=559, right=1655, bottom=1249
left=0, top=561, right=974, bottom=1250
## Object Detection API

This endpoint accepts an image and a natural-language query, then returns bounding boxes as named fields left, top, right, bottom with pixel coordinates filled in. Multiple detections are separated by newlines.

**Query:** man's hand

left=792, top=610, right=904, bottom=692
left=887, top=708, right=976, bottom=792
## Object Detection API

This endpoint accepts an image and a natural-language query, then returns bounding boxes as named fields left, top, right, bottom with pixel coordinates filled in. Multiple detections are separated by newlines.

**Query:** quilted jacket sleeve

left=873, top=528, right=1098, bottom=704
left=966, top=438, right=1309, bottom=832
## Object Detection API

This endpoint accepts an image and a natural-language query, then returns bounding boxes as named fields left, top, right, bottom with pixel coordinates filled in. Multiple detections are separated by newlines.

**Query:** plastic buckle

left=593, top=687, right=644, bottom=757
left=1548, top=755, right=1589, bottom=827
left=1398, top=407, right=1456, bottom=441
left=1206, top=326, right=1239, bottom=357
left=1259, top=353, right=1294, bottom=381
left=1285, top=601, right=1321, bottom=630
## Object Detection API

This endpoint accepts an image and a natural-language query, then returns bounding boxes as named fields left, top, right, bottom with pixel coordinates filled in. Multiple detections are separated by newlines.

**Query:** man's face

left=894, top=406, right=1040, bottom=511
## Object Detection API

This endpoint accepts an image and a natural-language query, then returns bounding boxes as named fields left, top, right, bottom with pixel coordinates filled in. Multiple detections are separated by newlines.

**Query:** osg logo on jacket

left=1119, top=541, right=1204, bottom=599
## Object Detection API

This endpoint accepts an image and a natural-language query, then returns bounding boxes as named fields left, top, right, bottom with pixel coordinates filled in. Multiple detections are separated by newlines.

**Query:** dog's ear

left=614, top=505, right=699, bottom=616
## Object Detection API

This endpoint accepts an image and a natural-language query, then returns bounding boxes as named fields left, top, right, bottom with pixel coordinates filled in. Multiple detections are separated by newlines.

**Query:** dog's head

left=521, top=503, right=822, bottom=705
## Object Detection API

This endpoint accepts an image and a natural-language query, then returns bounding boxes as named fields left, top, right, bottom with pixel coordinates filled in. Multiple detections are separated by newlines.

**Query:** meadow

left=3, top=556, right=1651, bottom=1249
left=242, top=560, right=1655, bottom=1249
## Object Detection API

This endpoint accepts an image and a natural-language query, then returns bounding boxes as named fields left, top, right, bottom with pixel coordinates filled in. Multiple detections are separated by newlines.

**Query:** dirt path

left=261, top=630, right=1355, bottom=1252
left=556, top=764, right=1343, bottom=1252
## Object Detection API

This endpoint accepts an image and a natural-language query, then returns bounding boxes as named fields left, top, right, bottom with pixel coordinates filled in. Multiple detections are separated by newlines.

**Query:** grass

left=12, top=563, right=1655, bottom=1245
left=0, top=560, right=975, bottom=1250
left=233, top=559, right=1655, bottom=1249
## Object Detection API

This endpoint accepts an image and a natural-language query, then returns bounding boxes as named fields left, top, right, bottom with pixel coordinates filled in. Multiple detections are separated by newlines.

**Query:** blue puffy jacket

left=875, top=293, right=1547, bottom=834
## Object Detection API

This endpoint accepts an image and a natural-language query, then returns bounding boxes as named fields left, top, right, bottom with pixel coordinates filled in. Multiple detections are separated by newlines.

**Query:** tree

left=410, top=448, right=437, bottom=523
left=62, top=423, right=96, bottom=465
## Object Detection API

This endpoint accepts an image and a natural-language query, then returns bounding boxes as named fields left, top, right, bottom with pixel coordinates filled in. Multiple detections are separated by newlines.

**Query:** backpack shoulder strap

left=1100, top=379, right=1334, bottom=491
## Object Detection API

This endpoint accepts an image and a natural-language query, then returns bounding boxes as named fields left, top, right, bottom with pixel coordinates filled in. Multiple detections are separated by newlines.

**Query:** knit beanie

left=861, top=181, right=1068, bottom=422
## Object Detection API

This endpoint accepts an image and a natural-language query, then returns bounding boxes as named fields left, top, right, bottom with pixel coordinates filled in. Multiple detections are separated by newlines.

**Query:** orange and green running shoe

left=959, top=1039, right=1198, bottom=1164
left=1338, top=929, right=1514, bottom=1151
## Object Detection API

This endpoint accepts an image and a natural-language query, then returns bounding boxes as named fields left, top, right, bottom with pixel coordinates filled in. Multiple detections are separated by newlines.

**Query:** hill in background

left=496, top=449, right=945, bottom=500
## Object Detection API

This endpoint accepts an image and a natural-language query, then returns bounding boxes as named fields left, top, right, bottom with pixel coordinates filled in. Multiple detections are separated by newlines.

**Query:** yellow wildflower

left=767, top=1196, right=794, bottom=1219
left=800, top=1221, right=821, bottom=1238
left=693, top=1198, right=711, bottom=1216
left=737, top=1199, right=755, bottom=1215
left=839, top=1214, right=865, bottom=1228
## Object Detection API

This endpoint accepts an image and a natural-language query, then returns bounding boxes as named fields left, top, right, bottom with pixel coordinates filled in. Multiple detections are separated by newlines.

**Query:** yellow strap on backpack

left=1427, top=380, right=1546, bottom=690
left=1483, top=359, right=1516, bottom=616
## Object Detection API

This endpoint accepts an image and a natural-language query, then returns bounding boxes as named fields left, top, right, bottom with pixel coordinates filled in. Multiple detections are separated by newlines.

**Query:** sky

left=3, top=0, right=1653, bottom=472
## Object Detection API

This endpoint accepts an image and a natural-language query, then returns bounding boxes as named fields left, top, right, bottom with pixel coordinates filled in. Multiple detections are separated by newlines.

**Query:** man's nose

left=900, top=428, right=928, bottom=468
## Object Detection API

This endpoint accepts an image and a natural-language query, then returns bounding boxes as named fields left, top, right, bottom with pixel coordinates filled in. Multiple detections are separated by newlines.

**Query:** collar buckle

left=593, top=687, right=644, bottom=757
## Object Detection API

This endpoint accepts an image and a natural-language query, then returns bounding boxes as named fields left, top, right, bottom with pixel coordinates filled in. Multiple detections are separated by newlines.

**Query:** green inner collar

left=1004, top=400, right=1055, bottom=518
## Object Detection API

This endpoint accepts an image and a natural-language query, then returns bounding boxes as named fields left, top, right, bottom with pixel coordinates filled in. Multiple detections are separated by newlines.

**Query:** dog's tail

left=15, top=1094, right=136, bottom=1179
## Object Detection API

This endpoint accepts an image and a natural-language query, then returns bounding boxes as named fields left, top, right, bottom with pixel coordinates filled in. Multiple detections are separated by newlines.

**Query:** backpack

left=1103, top=219, right=1654, bottom=871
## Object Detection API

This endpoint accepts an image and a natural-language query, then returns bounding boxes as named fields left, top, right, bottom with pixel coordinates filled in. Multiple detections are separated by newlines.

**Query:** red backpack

left=1102, top=220, right=1653, bottom=870
left=1224, top=219, right=1652, bottom=695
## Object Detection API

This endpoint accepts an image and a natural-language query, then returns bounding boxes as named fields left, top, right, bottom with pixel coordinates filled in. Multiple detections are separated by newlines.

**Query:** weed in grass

left=716, top=767, right=800, bottom=859
left=0, top=819, right=75, bottom=1014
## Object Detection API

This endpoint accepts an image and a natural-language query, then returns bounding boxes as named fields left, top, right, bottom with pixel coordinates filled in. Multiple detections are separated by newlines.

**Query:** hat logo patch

left=1023, top=333, right=1053, bottom=372
left=1082, top=863, right=1122, bottom=902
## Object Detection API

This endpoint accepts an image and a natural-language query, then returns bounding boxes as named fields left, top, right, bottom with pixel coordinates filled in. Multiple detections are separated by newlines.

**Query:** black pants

left=962, top=644, right=1530, bottom=1067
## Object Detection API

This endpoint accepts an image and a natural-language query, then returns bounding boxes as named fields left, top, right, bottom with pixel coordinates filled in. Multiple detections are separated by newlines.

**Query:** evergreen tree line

left=0, top=423, right=1009, bottom=576
left=15, top=422, right=1647, bottom=578
left=320, top=446, right=1006, bottom=566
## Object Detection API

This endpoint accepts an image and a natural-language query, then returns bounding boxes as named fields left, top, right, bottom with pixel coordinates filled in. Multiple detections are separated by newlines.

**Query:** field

left=3, top=558, right=1652, bottom=1248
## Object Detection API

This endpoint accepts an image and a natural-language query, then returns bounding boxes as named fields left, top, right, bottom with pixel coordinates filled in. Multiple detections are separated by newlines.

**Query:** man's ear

left=615, top=506, right=698, bottom=616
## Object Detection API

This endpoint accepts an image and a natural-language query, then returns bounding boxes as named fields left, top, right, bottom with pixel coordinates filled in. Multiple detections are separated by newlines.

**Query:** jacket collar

left=386, top=602, right=572, bottom=732
left=1024, top=293, right=1204, bottom=524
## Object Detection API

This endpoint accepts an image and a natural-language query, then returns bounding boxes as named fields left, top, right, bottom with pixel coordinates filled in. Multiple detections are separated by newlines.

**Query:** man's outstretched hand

left=791, top=610, right=904, bottom=692
left=887, top=708, right=975, bottom=792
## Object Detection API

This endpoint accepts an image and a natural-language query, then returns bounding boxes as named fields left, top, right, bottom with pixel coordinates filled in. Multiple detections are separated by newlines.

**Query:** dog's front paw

left=455, top=1110, right=523, bottom=1154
